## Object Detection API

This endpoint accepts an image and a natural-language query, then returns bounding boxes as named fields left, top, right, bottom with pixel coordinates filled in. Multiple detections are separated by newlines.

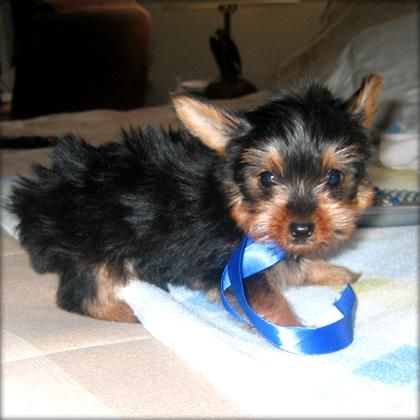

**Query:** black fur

left=10, top=129, right=239, bottom=297
left=8, top=79, right=378, bottom=320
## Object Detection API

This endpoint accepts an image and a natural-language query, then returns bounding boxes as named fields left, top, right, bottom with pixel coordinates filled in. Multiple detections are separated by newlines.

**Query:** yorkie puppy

left=10, top=74, right=383, bottom=326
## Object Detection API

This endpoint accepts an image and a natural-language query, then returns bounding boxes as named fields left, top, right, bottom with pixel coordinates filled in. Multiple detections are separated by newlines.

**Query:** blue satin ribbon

left=221, top=236, right=357, bottom=355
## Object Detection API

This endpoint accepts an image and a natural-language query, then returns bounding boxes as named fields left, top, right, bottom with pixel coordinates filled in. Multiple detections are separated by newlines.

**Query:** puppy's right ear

left=171, top=93, right=250, bottom=154
left=346, top=73, right=384, bottom=130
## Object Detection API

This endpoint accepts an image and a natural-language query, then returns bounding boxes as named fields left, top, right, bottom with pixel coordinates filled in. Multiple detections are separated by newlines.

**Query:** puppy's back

left=8, top=130, right=222, bottom=275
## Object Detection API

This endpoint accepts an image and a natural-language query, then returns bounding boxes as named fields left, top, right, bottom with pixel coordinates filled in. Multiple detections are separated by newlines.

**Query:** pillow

left=271, top=0, right=418, bottom=88
left=325, top=13, right=419, bottom=131
left=325, top=13, right=419, bottom=172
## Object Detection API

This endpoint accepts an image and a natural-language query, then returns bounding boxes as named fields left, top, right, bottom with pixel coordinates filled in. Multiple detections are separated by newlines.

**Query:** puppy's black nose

left=289, top=222, right=314, bottom=239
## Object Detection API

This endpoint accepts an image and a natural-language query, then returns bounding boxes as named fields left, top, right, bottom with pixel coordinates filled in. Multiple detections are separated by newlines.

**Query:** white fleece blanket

left=1, top=176, right=418, bottom=418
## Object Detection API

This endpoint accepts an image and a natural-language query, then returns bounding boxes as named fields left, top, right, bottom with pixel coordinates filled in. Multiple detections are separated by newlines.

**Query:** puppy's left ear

left=346, top=73, right=384, bottom=130
left=171, top=93, right=250, bottom=154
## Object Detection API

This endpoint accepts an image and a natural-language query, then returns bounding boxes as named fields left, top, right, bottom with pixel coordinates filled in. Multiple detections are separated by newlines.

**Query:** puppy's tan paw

left=336, top=266, right=361, bottom=284
left=302, top=259, right=362, bottom=286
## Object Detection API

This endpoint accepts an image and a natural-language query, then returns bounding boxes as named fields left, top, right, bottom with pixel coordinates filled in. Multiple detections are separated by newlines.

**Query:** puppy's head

left=172, top=75, right=384, bottom=256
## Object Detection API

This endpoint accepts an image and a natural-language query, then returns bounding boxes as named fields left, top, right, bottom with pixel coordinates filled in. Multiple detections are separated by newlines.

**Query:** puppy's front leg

left=267, top=258, right=361, bottom=288
left=244, top=274, right=301, bottom=326
left=218, top=257, right=359, bottom=328
left=300, top=258, right=361, bottom=286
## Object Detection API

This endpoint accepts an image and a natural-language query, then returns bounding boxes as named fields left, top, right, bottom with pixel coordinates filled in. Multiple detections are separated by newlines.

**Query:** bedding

left=1, top=108, right=418, bottom=418
left=1, top=8, right=418, bottom=418
left=272, top=0, right=418, bottom=86
left=1, top=170, right=418, bottom=417
left=325, top=13, right=419, bottom=172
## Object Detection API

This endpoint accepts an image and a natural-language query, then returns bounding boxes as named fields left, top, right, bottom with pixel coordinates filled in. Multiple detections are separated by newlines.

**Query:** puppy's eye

left=326, top=169, right=343, bottom=187
left=259, top=171, right=276, bottom=187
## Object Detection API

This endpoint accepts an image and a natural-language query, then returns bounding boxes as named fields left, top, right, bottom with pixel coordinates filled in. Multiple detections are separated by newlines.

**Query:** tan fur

left=230, top=198, right=251, bottom=229
left=347, top=73, right=384, bottom=130
left=229, top=179, right=373, bottom=257
left=83, top=262, right=138, bottom=323
left=246, top=277, right=301, bottom=326
left=356, top=181, right=375, bottom=210
left=322, top=143, right=361, bottom=171
left=227, top=181, right=256, bottom=230
left=266, top=258, right=360, bottom=291
left=250, top=194, right=290, bottom=243
left=204, top=279, right=300, bottom=327
left=221, top=273, right=301, bottom=327
left=316, top=192, right=357, bottom=233
left=206, top=287, right=221, bottom=303
left=171, top=93, right=247, bottom=154
left=299, top=259, right=361, bottom=285
left=241, top=144, right=285, bottom=177
left=172, top=78, right=381, bottom=328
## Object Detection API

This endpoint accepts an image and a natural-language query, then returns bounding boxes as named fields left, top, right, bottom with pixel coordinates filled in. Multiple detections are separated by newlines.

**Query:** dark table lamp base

left=205, top=77, right=257, bottom=99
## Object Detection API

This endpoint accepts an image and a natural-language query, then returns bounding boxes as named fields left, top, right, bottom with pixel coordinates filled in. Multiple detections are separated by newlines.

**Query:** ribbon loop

left=220, top=236, right=356, bottom=355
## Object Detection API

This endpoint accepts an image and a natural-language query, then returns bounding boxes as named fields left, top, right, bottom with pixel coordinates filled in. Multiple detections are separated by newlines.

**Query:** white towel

left=117, top=225, right=418, bottom=417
